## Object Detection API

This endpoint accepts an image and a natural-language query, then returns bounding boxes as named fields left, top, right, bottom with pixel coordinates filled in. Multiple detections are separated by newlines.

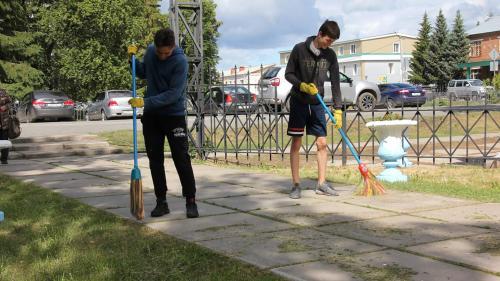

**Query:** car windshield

left=262, top=67, right=281, bottom=79
left=469, top=80, right=483, bottom=86
left=222, top=86, right=250, bottom=94
left=393, top=83, right=413, bottom=88
left=34, top=92, right=68, bottom=99
left=108, top=91, right=132, bottom=98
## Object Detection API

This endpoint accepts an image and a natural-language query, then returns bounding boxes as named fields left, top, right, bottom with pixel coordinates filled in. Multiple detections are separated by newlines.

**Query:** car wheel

left=385, top=98, right=396, bottom=109
left=101, top=110, right=108, bottom=121
left=356, top=92, right=376, bottom=112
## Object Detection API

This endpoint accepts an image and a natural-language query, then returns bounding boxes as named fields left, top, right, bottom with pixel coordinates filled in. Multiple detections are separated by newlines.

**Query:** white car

left=258, top=65, right=381, bottom=111
left=86, top=90, right=143, bottom=121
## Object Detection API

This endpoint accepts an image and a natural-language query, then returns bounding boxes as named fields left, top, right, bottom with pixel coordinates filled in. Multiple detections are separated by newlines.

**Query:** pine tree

left=409, top=13, right=432, bottom=85
left=449, top=10, right=469, bottom=79
left=0, top=1, right=44, bottom=99
left=428, top=10, right=453, bottom=92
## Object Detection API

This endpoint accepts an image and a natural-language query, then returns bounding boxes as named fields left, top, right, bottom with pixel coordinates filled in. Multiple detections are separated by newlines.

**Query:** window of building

left=389, top=63, right=394, bottom=74
left=338, top=46, right=344, bottom=55
left=469, top=41, right=481, bottom=57
left=353, top=64, right=358, bottom=75
left=350, top=44, right=356, bottom=54
left=393, top=43, right=400, bottom=53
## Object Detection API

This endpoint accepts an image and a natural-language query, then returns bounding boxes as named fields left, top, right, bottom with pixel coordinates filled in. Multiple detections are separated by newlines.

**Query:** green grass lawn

left=0, top=174, right=284, bottom=281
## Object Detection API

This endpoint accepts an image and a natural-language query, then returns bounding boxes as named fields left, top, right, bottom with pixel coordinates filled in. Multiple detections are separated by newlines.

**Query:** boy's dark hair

left=154, top=28, right=176, bottom=48
left=319, top=20, right=340, bottom=40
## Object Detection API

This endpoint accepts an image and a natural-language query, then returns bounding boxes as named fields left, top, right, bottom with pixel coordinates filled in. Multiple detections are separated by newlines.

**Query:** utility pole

left=170, top=0, right=204, bottom=157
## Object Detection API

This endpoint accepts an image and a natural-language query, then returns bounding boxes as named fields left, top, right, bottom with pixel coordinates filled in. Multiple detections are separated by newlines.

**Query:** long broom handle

left=316, top=94, right=362, bottom=165
left=132, top=55, right=138, bottom=169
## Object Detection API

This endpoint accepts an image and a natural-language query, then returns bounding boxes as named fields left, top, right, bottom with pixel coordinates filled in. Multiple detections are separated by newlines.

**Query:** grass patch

left=328, top=256, right=417, bottom=281
left=277, top=240, right=313, bottom=253
left=0, top=174, right=285, bottom=281
left=476, top=237, right=500, bottom=256
left=98, top=130, right=170, bottom=154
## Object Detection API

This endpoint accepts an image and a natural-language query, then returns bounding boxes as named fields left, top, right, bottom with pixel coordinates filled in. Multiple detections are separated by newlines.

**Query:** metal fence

left=185, top=76, right=499, bottom=168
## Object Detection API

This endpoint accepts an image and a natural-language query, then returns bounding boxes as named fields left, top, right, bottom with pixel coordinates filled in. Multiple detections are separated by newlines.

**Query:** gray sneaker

left=315, top=182, right=339, bottom=196
left=289, top=184, right=301, bottom=199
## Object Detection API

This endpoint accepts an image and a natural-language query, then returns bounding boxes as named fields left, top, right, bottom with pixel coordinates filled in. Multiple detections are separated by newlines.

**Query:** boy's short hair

left=154, top=28, right=176, bottom=48
left=319, top=20, right=340, bottom=40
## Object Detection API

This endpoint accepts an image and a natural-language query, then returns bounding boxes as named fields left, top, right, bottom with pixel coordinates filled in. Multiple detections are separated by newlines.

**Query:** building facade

left=220, top=64, right=275, bottom=94
left=462, top=16, right=500, bottom=80
left=279, top=33, right=417, bottom=83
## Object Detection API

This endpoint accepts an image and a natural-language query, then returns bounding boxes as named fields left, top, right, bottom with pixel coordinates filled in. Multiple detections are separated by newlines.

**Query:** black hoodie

left=285, top=36, right=342, bottom=109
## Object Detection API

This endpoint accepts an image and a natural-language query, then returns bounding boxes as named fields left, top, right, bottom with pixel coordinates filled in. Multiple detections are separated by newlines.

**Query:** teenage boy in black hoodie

left=285, top=20, right=343, bottom=199
left=128, top=28, right=198, bottom=218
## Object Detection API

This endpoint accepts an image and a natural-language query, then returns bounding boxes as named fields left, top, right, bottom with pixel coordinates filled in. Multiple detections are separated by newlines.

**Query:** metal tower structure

left=169, top=0, right=204, bottom=156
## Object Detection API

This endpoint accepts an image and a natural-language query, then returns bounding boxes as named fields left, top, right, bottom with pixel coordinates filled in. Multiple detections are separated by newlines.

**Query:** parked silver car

left=447, top=79, right=486, bottom=100
left=258, top=65, right=381, bottom=111
left=86, top=90, right=143, bottom=121
left=17, top=90, right=75, bottom=122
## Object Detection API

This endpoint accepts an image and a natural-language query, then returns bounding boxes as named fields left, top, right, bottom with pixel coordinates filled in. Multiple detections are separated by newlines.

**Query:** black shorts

left=287, top=95, right=327, bottom=137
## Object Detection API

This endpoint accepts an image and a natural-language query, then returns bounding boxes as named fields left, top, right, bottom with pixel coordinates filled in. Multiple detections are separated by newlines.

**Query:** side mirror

left=466, top=84, right=471, bottom=87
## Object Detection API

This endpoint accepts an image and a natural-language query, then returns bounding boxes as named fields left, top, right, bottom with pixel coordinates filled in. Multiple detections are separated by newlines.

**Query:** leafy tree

left=201, top=0, right=221, bottom=84
left=429, top=10, right=453, bottom=92
left=409, top=13, right=432, bottom=85
left=0, top=1, right=44, bottom=99
left=449, top=10, right=469, bottom=79
left=35, top=0, right=167, bottom=101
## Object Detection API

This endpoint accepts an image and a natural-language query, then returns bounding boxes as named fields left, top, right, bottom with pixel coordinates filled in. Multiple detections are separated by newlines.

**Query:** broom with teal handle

left=316, top=94, right=385, bottom=196
left=130, top=54, right=144, bottom=219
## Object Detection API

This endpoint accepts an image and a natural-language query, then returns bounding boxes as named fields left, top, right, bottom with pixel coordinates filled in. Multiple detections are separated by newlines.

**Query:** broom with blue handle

left=316, top=94, right=385, bottom=196
left=130, top=54, right=144, bottom=220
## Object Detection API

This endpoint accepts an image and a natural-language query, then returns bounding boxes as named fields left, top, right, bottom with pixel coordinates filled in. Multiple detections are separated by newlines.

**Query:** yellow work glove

left=128, top=97, right=144, bottom=108
left=299, top=82, right=318, bottom=95
left=127, top=45, right=138, bottom=60
left=332, top=109, right=343, bottom=129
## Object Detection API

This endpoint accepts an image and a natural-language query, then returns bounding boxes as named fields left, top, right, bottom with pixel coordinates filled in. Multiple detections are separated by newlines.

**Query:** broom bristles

left=357, top=168, right=386, bottom=197
left=130, top=179, right=144, bottom=220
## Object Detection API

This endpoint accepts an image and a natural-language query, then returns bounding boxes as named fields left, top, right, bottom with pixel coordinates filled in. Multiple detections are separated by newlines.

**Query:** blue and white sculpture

left=366, top=120, right=417, bottom=182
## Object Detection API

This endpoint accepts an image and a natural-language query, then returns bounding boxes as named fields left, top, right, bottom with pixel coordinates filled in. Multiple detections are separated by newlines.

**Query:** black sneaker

left=151, top=200, right=170, bottom=217
left=186, top=198, right=199, bottom=218
left=1, top=160, right=7, bottom=165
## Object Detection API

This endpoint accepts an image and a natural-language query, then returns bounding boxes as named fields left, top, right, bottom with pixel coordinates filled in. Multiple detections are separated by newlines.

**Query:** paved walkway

left=1, top=154, right=499, bottom=281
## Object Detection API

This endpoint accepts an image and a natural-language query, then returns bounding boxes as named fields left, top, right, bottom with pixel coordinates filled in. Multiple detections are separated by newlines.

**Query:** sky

left=160, top=0, right=499, bottom=71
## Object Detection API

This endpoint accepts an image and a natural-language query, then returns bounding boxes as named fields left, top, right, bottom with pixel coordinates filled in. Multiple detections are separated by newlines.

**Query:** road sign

left=489, top=49, right=499, bottom=61
left=491, top=61, right=499, bottom=72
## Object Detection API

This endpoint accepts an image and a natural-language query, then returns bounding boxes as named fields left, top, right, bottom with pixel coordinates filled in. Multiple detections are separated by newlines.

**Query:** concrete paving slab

left=41, top=177, right=119, bottom=190
left=195, top=182, right=273, bottom=200
left=78, top=192, right=157, bottom=209
left=147, top=212, right=294, bottom=242
left=252, top=201, right=395, bottom=226
left=205, top=193, right=320, bottom=212
left=52, top=185, right=131, bottom=198
left=342, top=190, right=476, bottom=213
left=21, top=172, right=97, bottom=185
left=198, top=228, right=382, bottom=269
left=407, top=232, right=500, bottom=274
left=415, top=203, right=500, bottom=230
left=350, top=249, right=500, bottom=281
left=272, top=261, right=362, bottom=281
left=318, top=215, right=490, bottom=248
left=57, top=162, right=128, bottom=172
left=0, top=163, right=68, bottom=176
left=108, top=200, right=236, bottom=223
